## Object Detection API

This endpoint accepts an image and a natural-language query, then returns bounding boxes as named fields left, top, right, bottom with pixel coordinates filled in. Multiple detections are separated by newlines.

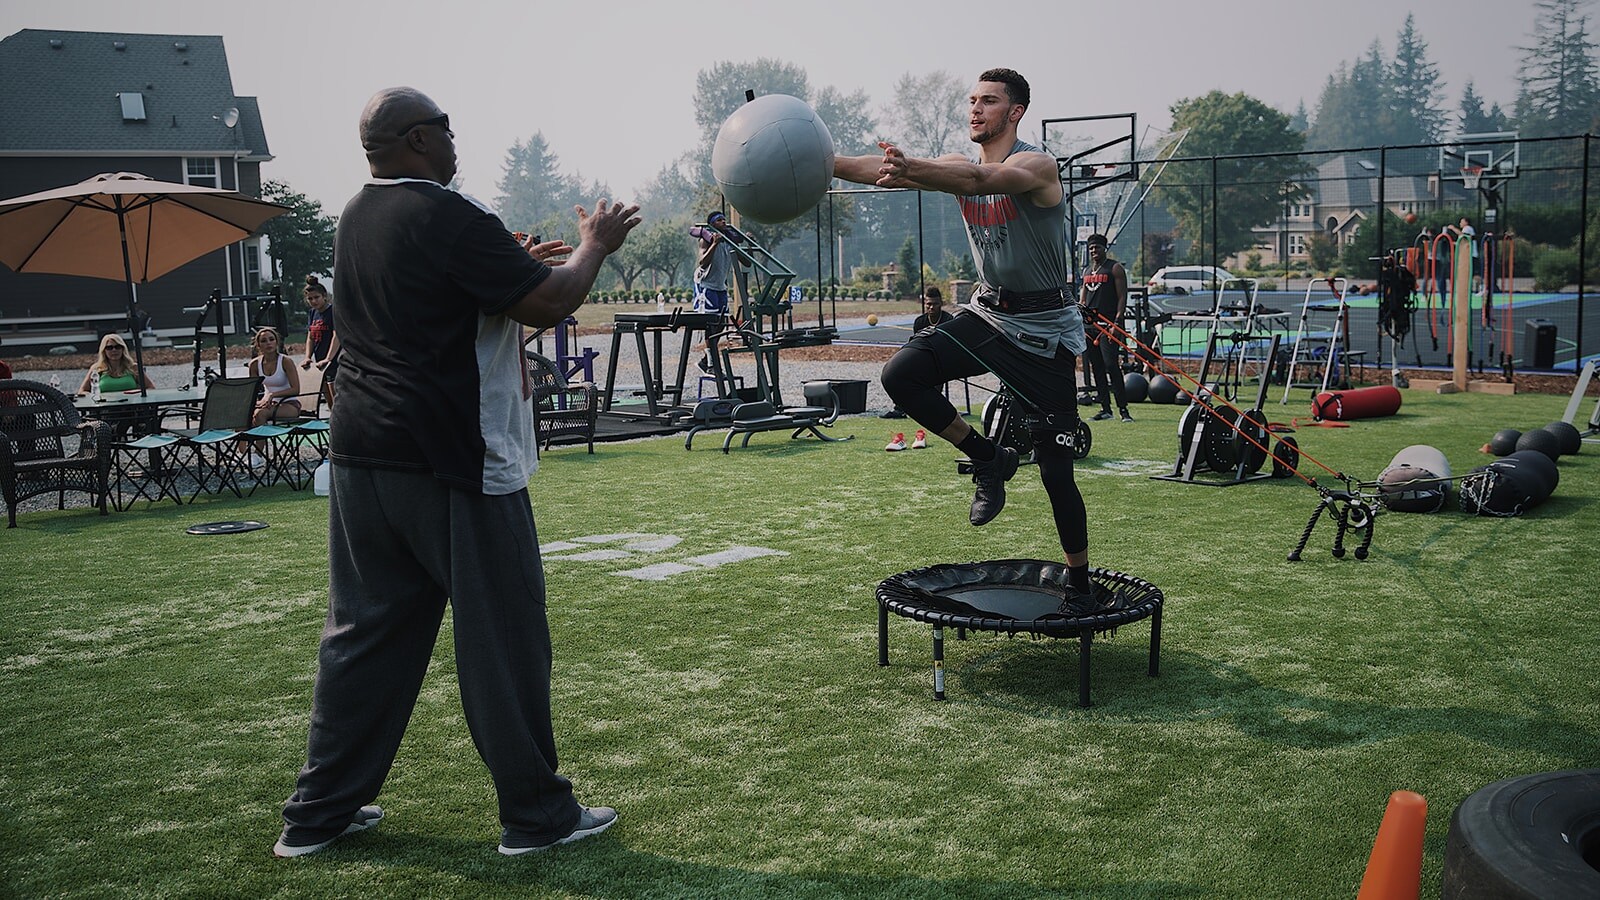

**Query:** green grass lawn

left=2, top=387, right=1596, bottom=898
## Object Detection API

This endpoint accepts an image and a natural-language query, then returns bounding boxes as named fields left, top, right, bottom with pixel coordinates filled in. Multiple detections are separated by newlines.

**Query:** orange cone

left=1357, top=790, right=1427, bottom=900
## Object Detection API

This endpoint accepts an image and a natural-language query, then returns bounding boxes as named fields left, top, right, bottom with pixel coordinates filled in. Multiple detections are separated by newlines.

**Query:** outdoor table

left=72, top=386, right=204, bottom=419
left=74, top=387, right=205, bottom=509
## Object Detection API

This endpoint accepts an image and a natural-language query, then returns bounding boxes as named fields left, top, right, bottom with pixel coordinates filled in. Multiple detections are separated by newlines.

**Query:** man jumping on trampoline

left=834, top=67, right=1099, bottom=610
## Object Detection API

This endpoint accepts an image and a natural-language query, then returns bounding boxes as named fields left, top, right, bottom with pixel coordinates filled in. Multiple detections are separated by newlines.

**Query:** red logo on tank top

left=1082, top=272, right=1111, bottom=286
left=958, top=195, right=1019, bottom=226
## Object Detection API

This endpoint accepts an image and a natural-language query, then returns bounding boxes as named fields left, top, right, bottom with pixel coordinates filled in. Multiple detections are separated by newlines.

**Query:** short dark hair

left=923, top=286, right=943, bottom=301
left=707, top=210, right=727, bottom=222
left=978, top=68, right=1030, bottom=110
left=1086, top=233, right=1108, bottom=247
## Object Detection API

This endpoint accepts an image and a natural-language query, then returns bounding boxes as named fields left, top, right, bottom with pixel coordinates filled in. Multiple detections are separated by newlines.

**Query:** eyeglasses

left=395, top=113, right=450, bottom=137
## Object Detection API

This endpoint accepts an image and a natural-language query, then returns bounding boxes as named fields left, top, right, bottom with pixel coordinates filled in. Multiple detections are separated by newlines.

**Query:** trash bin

left=825, top=379, right=869, bottom=414
left=1524, top=319, right=1557, bottom=369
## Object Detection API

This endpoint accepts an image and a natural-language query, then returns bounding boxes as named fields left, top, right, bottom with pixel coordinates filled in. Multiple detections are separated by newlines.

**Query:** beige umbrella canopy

left=0, top=172, right=289, bottom=394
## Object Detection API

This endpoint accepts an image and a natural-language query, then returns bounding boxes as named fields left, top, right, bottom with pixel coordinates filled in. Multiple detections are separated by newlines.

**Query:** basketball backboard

left=1439, top=131, right=1520, bottom=188
left=1040, top=113, right=1137, bottom=199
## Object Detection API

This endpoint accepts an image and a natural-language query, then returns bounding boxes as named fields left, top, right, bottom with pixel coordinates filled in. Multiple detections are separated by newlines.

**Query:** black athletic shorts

left=905, top=312, right=1079, bottom=423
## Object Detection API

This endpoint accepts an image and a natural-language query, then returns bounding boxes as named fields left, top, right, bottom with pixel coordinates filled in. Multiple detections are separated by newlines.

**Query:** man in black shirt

left=275, top=86, right=639, bottom=859
left=1078, top=234, right=1132, bottom=422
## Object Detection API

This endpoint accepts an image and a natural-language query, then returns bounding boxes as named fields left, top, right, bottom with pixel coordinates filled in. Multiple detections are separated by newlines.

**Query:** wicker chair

left=526, top=351, right=598, bottom=454
left=0, top=379, right=113, bottom=527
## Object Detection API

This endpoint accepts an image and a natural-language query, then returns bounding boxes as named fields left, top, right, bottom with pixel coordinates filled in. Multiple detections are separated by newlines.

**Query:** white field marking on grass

left=1084, top=458, right=1170, bottom=476
left=615, top=546, right=788, bottom=580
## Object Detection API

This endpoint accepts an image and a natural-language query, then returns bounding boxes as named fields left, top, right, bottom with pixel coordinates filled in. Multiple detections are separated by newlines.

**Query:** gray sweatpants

left=280, top=465, right=581, bottom=846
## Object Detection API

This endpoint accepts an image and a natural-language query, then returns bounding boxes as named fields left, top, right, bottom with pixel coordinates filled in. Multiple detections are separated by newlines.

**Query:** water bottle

left=48, top=374, right=62, bottom=392
left=313, top=459, right=331, bottom=496
left=656, top=292, right=666, bottom=313
left=91, top=372, right=102, bottom=402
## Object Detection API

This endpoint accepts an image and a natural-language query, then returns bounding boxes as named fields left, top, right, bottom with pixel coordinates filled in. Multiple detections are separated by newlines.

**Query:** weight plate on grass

left=185, top=520, right=269, bottom=535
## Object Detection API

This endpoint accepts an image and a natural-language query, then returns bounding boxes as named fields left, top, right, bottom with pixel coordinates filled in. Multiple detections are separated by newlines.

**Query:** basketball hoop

left=1461, top=165, right=1485, bottom=191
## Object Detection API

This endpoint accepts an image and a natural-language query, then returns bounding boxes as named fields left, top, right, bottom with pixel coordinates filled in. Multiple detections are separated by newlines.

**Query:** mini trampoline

left=876, top=560, right=1163, bottom=707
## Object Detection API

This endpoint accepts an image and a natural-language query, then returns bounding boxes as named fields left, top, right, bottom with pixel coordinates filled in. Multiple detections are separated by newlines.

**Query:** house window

left=118, top=92, right=146, bottom=121
left=1289, top=235, right=1307, bottom=255
left=1289, top=202, right=1313, bottom=218
left=243, top=241, right=262, bottom=292
left=185, top=157, right=219, bottom=188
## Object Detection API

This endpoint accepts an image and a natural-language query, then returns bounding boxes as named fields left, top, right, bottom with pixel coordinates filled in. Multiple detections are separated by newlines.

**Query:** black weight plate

left=185, top=520, right=269, bottom=535
left=1233, top=408, right=1270, bottom=474
left=1272, top=436, right=1300, bottom=478
left=1201, top=405, right=1240, bottom=472
left=1074, top=420, right=1092, bottom=460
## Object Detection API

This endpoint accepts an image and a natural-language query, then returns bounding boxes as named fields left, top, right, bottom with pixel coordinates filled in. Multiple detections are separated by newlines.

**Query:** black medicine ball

left=1489, top=428, right=1521, bottom=457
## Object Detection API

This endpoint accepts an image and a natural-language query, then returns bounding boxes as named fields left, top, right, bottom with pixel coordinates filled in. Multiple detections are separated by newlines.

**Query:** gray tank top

left=956, top=139, right=1084, bottom=358
left=695, top=239, right=731, bottom=291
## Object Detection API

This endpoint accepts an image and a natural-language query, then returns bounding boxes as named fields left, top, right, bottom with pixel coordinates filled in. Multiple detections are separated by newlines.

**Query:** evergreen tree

left=1390, top=14, right=1448, bottom=143
left=1515, top=0, right=1600, bottom=136
left=1288, top=100, right=1310, bottom=133
left=894, top=235, right=920, bottom=298
left=1457, top=81, right=1513, bottom=135
left=493, top=133, right=581, bottom=235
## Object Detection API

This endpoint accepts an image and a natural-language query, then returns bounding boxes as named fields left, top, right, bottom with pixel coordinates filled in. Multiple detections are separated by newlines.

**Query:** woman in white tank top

left=247, top=326, right=303, bottom=427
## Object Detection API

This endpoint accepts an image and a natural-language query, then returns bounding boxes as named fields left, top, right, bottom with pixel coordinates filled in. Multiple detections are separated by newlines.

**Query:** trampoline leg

left=1148, top=608, right=1162, bottom=677
left=932, top=625, right=946, bottom=701
left=1078, top=630, right=1093, bottom=708
left=878, top=602, right=889, bottom=667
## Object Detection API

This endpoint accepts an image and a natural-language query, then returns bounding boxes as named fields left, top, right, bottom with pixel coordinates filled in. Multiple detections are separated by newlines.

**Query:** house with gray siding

left=0, top=28, right=272, bottom=348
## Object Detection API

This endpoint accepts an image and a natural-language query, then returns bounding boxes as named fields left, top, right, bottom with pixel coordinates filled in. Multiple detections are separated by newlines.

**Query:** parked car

left=1147, top=266, right=1237, bottom=295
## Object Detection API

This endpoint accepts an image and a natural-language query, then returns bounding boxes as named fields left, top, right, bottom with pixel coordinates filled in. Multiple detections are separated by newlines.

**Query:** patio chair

left=527, top=350, right=598, bottom=454
left=168, top=376, right=262, bottom=500
left=0, top=379, right=113, bottom=526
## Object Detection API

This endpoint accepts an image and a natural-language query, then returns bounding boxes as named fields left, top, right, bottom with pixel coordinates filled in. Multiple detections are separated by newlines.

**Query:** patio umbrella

left=0, top=172, right=289, bottom=396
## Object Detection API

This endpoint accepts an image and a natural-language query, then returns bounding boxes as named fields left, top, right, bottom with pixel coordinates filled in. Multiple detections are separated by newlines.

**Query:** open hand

left=575, top=199, right=642, bottom=254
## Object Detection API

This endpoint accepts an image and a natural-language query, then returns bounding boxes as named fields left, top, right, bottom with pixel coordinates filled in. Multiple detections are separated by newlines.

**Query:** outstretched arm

left=873, top=142, right=1061, bottom=205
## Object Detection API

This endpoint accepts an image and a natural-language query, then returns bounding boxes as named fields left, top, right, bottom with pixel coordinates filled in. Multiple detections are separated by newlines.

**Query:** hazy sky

left=7, top=0, right=1549, bottom=216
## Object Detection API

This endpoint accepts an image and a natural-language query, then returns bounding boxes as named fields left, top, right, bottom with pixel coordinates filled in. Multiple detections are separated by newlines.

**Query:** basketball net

left=1461, top=165, right=1484, bottom=192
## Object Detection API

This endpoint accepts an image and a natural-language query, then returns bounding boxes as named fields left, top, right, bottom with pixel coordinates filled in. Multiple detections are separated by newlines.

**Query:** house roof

left=0, top=28, right=271, bottom=161
left=1311, top=152, right=1467, bottom=208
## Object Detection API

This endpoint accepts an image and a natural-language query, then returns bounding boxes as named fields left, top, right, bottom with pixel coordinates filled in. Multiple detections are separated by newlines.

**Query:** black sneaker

left=1091, top=409, right=1114, bottom=421
left=1119, top=409, right=1134, bottom=423
left=696, top=356, right=714, bottom=375
left=499, top=805, right=618, bottom=856
left=880, top=409, right=908, bottom=419
left=969, top=445, right=1019, bottom=526
left=1059, top=583, right=1115, bottom=617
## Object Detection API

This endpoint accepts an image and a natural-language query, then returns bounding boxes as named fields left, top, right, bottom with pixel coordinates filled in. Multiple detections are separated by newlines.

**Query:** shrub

left=1533, top=247, right=1579, bottom=292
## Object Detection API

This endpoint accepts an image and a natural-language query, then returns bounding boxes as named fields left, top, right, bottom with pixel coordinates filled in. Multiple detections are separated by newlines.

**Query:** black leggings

left=880, top=315, right=1088, bottom=556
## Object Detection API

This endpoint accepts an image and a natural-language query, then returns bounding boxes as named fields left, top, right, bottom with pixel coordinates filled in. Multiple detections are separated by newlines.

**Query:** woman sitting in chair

left=77, top=333, right=158, bottom=437
left=247, top=326, right=303, bottom=426
left=77, top=333, right=156, bottom=394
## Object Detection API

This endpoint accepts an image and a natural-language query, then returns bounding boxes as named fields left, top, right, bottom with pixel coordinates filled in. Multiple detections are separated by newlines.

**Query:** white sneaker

left=248, top=452, right=266, bottom=470
left=885, top=432, right=907, bottom=452
left=911, top=429, right=927, bottom=449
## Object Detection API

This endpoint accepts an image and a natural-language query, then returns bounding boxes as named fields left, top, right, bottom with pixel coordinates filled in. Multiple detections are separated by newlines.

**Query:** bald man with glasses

left=274, top=86, right=639, bottom=858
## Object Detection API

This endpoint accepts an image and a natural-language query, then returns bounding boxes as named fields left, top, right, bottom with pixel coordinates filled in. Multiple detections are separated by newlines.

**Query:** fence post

left=1579, top=134, right=1590, bottom=368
